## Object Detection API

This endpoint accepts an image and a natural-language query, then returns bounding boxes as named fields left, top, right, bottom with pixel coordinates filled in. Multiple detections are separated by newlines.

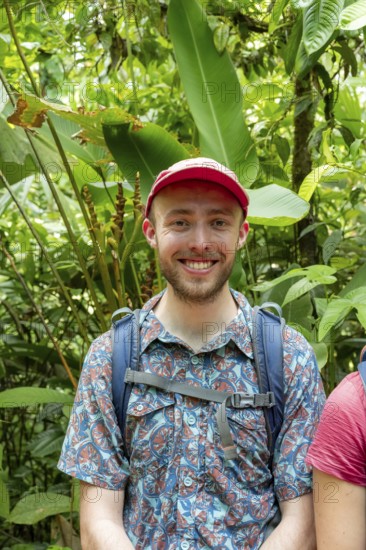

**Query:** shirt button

left=181, top=542, right=190, bottom=550
left=183, top=477, right=193, bottom=487
left=136, top=404, right=144, bottom=412
left=187, top=415, right=196, bottom=426
left=191, top=356, right=199, bottom=365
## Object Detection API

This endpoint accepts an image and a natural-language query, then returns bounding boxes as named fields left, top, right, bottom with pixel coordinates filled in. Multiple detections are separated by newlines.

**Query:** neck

left=153, top=285, right=238, bottom=351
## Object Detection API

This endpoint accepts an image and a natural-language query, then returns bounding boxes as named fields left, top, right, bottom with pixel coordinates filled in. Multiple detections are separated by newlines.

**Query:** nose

left=188, top=223, right=216, bottom=255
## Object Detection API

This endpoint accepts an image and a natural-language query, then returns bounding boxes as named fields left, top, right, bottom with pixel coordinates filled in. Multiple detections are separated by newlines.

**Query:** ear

left=237, top=220, right=249, bottom=249
left=142, top=218, right=158, bottom=248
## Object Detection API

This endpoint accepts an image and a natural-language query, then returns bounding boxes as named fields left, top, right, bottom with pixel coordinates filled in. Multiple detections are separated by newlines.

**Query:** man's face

left=143, top=181, right=249, bottom=304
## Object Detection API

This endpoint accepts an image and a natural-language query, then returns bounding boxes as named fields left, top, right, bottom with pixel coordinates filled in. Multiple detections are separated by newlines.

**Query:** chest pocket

left=220, top=407, right=271, bottom=488
left=125, top=388, right=175, bottom=474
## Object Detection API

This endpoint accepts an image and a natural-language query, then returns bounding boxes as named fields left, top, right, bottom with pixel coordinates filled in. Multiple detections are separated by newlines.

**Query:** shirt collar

left=139, top=288, right=254, bottom=359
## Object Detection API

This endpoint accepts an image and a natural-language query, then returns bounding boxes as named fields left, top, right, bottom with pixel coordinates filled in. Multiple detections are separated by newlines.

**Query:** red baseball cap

left=145, top=157, right=249, bottom=218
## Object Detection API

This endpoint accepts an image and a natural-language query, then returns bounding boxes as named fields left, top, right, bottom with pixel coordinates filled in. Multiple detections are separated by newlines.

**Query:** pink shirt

left=306, top=372, right=366, bottom=486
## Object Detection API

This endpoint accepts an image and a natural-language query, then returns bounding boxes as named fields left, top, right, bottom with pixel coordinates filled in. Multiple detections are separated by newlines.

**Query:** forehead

left=153, top=180, right=242, bottom=214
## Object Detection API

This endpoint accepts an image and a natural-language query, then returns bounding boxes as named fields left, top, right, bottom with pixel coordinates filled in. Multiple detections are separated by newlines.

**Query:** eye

left=172, top=219, right=189, bottom=227
left=213, top=219, right=227, bottom=227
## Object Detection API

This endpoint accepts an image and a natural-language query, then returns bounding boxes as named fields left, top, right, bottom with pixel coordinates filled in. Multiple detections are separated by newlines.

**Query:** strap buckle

left=229, top=391, right=276, bottom=409
left=229, top=392, right=253, bottom=408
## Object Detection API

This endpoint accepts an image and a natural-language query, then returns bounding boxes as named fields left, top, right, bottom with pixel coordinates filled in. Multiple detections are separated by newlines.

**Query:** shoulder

left=85, top=330, right=112, bottom=364
left=307, top=372, right=366, bottom=485
left=321, top=372, right=366, bottom=427
left=78, top=331, right=113, bottom=388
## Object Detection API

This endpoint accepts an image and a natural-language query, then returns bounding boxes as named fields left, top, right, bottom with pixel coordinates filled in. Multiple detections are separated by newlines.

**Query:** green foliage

left=9, top=494, right=71, bottom=525
left=0, top=0, right=365, bottom=546
left=168, top=0, right=259, bottom=183
left=340, top=0, right=366, bottom=30
left=102, top=121, right=189, bottom=201
left=303, top=0, right=344, bottom=56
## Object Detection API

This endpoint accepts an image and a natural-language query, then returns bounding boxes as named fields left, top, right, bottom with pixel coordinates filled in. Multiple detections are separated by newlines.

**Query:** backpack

left=357, top=345, right=366, bottom=391
left=111, top=302, right=285, bottom=466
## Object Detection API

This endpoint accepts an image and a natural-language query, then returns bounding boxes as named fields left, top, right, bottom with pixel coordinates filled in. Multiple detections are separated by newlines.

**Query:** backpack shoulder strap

left=357, top=345, right=366, bottom=393
left=111, top=307, right=141, bottom=456
left=252, top=302, right=285, bottom=464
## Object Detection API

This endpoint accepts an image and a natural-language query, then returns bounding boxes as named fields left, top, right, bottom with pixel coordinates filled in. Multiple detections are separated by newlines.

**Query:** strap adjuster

left=256, top=391, right=276, bottom=408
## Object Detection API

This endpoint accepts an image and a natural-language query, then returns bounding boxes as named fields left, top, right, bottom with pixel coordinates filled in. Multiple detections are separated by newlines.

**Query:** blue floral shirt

left=58, top=290, right=325, bottom=549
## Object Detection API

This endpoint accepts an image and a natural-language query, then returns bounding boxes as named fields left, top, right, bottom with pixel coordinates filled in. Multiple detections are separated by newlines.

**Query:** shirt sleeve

left=57, top=331, right=130, bottom=490
left=306, top=372, right=366, bottom=487
left=273, top=328, right=326, bottom=501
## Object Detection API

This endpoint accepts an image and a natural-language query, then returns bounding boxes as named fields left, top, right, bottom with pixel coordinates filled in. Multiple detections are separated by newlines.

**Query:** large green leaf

left=340, top=0, right=366, bottom=30
left=298, top=164, right=346, bottom=201
left=0, top=387, right=73, bottom=408
left=9, top=493, right=71, bottom=524
left=168, top=0, right=258, bottom=186
left=247, top=185, right=309, bottom=226
left=282, top=278, right=323, bottom=306
left=103, top=122, right=189, bottom=202
left=318, top=298, right=353, bottom=341
left=303, top=0, right=344, bottom=55
left=340, top=262, right=366, bottom=297
left=253, top=264, right=336, bottom=291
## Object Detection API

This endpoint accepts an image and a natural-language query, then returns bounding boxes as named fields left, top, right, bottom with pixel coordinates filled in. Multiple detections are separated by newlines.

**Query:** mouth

left=179, top=259, right=218, bottom=271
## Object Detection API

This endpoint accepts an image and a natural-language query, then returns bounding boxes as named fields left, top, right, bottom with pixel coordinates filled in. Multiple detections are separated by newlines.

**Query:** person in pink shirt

left=306, top=348, right=366, bottom=550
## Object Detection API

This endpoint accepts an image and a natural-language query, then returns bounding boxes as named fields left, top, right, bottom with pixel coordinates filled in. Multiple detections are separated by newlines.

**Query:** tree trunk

left=292, top=76, right=318, bottom=266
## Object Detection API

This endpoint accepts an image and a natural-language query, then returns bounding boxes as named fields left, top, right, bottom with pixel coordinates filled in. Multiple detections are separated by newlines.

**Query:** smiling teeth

left=185, top=261, right=213, bottom=270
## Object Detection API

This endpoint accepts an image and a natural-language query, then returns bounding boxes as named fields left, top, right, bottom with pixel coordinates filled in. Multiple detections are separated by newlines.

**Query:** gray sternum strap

left=125, top=369, right=275, bottom=460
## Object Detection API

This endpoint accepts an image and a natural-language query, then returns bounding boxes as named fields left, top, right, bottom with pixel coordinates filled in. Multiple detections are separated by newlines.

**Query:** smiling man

left=58, top=157, right=325, bottom=550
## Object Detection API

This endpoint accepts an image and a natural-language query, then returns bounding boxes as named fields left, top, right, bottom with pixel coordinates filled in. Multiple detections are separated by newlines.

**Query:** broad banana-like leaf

left=247, top=185, right=309, bottom=226
left=103, top=122, right=189, bottom=201
left=168, top=0, right=258, bottom=186
left=0, top=387, right=73, bottom=407
left=303, top=0, right=344, bottom=55
left=340, top=0, right=366, bottom=30
left=9, top=493, right=71, bottom=525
